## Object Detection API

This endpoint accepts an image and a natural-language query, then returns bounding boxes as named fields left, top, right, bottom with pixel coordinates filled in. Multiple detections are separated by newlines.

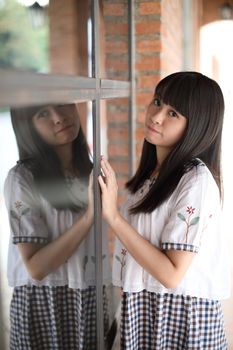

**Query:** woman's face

left=145, top=96, right=187, bottom=155
left=32, top=104, right=81, bottom=147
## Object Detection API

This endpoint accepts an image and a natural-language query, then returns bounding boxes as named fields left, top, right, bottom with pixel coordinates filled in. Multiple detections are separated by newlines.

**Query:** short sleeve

left=161, top=166, right=218, bottom=253
left=4, top=165, right=49, bottom=244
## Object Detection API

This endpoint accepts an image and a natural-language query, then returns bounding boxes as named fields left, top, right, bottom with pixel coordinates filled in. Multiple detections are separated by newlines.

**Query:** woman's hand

left=98, top=157, right=119, bottom=225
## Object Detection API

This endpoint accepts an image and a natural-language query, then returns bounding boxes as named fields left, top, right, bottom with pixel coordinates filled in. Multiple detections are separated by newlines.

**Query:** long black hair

left=126, top=71, right=224, bottom=213
left=10, top=104, right=93, bottom=210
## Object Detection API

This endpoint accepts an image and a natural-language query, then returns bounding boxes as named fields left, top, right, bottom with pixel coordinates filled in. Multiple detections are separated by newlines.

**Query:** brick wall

left=103, top=1, right=130, bottom=205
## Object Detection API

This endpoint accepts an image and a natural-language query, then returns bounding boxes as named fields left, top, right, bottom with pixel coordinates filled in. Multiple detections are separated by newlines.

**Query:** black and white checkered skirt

left=10, top=284, right=109, bottom=350
left=120, top=290, right=227, bottom=350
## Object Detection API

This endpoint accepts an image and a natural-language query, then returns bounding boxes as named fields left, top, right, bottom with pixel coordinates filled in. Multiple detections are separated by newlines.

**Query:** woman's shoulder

left=183, top=159, right=214, bottom=183
left=175, top=159, right=219, bottom=200
left=4, top=162, right=34, bottom=191
left=6, top=161, right=33, bottom=179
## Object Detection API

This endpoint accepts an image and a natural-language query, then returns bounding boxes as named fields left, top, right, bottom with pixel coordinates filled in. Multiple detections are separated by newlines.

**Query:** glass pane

left=49, top=0, right=91, bottom=76
left=0, top=102, right=97, bottom=349
left=0, top=0, right=130, bottom=81
left=100, top=97, right=130, bottom=348
left=0, top=0, right=49, bottom=73
left=0, top=0, right=92, bottom=77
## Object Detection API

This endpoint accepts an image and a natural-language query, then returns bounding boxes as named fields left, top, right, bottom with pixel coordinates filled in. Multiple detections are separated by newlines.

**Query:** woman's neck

left=54, top=144, right=74, bottom=174
left=153, top=146, right=172, bottom=177
left=156, top=147, right=170, bottom=163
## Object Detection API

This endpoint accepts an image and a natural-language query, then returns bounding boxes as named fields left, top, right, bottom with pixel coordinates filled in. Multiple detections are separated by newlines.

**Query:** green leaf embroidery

left=190, top=217, right=200, bottom=225
left=10, top=210, right=18, bottom=219
left=177, top=213, right=186, bottom=221
left=21, top=208, right=30, bottom=215
left=115, top=255, right=121, bottom=262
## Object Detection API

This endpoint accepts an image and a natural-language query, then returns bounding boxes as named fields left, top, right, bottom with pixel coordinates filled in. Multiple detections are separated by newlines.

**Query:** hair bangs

left=155, top=72, right=199, bottom=119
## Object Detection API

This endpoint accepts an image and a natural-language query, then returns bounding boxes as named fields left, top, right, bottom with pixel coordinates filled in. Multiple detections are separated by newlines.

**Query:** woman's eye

left=153, top=98, right=161, bottom=107
left=169, top=110, right=178, bottom=118
left=38, top=109, right=50, bottom=118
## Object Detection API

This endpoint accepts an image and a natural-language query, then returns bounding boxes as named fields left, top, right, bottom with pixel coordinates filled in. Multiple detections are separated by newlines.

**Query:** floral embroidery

left=90, top=254, right=106, bottom=264
left=10, top=201, right=30, bottom=236
left=186, top=206, right=195, bottom=215
left=15, top=201, right=23, bottom=209
left=177, top=206, right=200, bottom=243
left=115, top=248, right=127, bottom=281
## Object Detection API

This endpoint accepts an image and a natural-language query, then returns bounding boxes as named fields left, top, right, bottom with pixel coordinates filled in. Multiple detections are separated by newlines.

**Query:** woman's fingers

left=100, top=157, right=116, bottom=180
left=98, top=175, right=106, bottom=190
left=100, top=159, right=109, bottom=176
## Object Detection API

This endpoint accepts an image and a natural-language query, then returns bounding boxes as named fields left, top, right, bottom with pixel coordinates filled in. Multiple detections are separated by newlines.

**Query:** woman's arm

left=18, top=209, right=93, bottom=281
left=98, top=157, right=196, bottom=289
left=17, top=172, right=94, bottom=281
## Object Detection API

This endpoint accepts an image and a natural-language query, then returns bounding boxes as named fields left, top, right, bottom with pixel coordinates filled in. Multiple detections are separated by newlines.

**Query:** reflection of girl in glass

left=4, top=104, right=100, bottom=349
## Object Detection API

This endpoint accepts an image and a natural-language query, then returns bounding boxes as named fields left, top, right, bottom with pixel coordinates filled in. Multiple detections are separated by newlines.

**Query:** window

left=0, top=1, right=135, bottom=349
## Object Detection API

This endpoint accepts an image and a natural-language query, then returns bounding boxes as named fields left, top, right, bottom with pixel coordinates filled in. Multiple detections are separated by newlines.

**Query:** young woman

left=4, top=103, right=109, bottom=349
left=98, top=71, right=231, bottom=349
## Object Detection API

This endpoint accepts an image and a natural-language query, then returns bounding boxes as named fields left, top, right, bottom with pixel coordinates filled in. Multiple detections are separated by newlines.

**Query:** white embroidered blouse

left=112, top=162, right=231, bottom=300
left=4, top=163, right=111, bottom=289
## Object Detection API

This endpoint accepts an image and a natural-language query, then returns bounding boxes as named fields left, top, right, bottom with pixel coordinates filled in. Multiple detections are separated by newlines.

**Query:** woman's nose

left=151, top=110, right=164, bottom=125
left=52, top=111, right=66, bottom=124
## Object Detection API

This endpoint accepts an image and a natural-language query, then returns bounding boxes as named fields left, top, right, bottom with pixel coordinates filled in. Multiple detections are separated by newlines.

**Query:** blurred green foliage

left=0, top=0, right=48, bottom=71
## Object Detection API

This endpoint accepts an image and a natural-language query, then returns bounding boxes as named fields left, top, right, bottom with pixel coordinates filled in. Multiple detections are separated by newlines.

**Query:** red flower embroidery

left=178, top=206, right=200, bottom=243
left=15, top=201, right=23, bottom=209
left=121, top=248, right=127, bottom=256
left=116, top=248, right=128, bottom=281
left=186, top=206, right=195, bottom=214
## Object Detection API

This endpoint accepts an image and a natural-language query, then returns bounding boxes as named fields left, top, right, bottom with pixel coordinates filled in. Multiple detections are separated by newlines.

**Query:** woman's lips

left=56, top=125, right=73, bottom=133
left=147, top=125, right=161, bottom=134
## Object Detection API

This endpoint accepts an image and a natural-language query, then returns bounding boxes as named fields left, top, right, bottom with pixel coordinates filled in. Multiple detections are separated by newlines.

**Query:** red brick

left=136, top=56, right=160, bottom=70
left=136, top=21, right=161, bottom=35
left=136, top=92, right=152, bottom=106
left=137, top=75, right=160, bottom=89
left=107, top=98, right=129, bottom=107
left=106, top=40, right=128, bottom=53
left=106, top=58, right=128, bottom=70
left=103, top=4, right=125, bottom=16
left=105, top=22, right=128, bottom=35
left=108, top=144, right=129, bottom=157
left=139, top=2, right=161, bottom=15
left=109, top=160, right=129, bottom=175
left=107, top=111, right=128, bottom=123
left=137, top=39, right=161, bottom=53
left=108, top=127, right=128, bottom=140
left=136, top=126, right=145, bottom=142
